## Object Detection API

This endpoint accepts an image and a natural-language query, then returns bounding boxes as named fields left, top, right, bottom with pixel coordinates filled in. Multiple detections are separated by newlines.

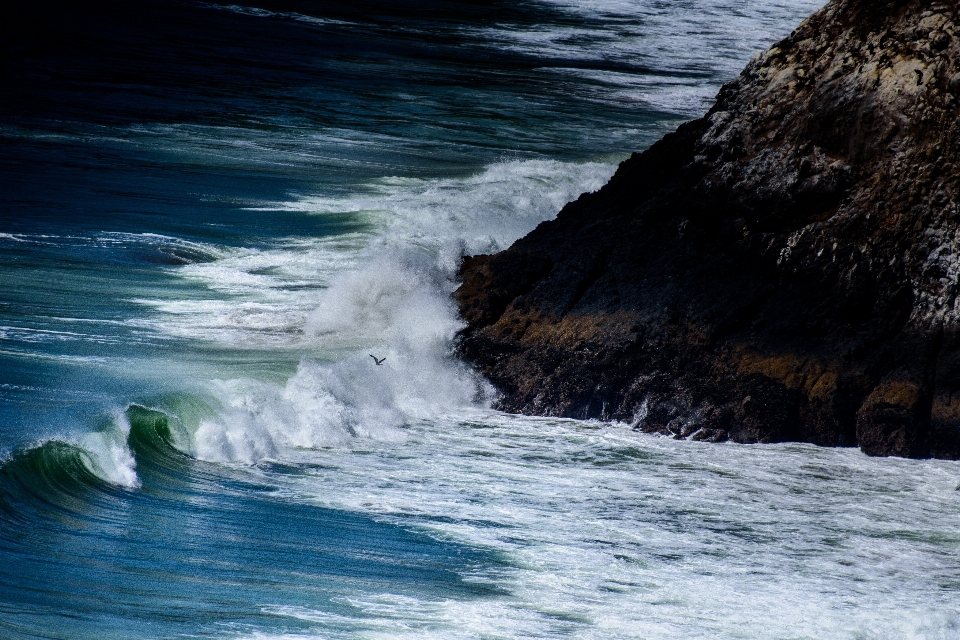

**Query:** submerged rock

left=455, top=0, right=960, bottom=458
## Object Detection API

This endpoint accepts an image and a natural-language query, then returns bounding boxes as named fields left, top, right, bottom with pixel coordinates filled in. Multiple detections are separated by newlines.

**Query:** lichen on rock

left=455, top=0, right=960, bottom=458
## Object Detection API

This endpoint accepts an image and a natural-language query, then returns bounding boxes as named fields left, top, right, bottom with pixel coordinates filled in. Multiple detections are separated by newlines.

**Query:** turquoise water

left=3, top=1, right=960, bottom=638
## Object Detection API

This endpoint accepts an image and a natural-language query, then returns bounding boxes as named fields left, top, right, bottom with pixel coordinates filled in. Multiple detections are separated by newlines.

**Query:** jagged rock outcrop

left=455, top=0, right=960, bottom=458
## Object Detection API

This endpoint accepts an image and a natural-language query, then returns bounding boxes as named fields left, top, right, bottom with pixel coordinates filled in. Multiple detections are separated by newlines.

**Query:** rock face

left=455, top=0, right=960, bottom=458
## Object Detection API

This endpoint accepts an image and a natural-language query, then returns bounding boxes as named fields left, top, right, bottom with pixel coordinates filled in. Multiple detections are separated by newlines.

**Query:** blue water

left=4, top=1, right=960, bottom=638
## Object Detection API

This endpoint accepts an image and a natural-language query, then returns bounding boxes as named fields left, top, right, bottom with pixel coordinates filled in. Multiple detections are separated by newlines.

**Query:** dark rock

left=454, top=0, right=960, bottom=458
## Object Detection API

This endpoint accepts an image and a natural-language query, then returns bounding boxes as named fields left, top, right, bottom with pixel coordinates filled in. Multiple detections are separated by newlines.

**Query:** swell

left=124, top=404, right=194, bottom=474
left=0, top=404, right=195, bottom=525
left=0, top=440, right=118, bottom=525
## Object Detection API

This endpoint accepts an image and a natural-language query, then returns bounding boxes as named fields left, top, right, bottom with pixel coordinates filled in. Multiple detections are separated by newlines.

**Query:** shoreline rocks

left=454, top=0, right=960, bottom=458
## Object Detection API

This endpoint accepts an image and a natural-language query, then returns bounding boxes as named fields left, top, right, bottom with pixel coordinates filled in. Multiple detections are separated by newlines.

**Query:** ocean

left=2, top=1, right=959, bottom=638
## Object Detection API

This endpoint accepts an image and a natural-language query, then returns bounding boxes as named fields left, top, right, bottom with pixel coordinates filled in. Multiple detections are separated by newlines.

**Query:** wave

left=108, top=159, right=616, bottom=467
left=0, top=362, right=488, bottom=517
left=264, top=159, right=617, bottom=257
left=469, top=0, right=825, bottom=117
left=175, top=160, right=613, bottom=462
left=0, top=404, right=201, bottom=522
left=95, top=232, right=225, bottom=266
left=125, top=404, right=194, bottom=472
left=0, top=404, right=146, bottom=521
left=201, top=2, right=358, bottom=28
left=192, top=350, right=491, bottom=464
left=0, top=231, right=222, bottom=265
left=134, top=159, right=615, bottom=349
left=0, top=440, right=121, bottom=525
left=5, top=160, right=616, bottom=473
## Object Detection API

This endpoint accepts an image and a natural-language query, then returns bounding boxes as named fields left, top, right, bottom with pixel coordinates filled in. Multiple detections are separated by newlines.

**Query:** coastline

left=455, top=0, right=960, bottom=459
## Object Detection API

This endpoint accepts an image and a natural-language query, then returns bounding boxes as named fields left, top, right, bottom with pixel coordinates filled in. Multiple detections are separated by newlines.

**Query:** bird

left=369, top=354, right=386, bottom=365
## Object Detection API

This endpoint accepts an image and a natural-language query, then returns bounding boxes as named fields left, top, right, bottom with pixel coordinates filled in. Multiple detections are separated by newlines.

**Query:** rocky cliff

left=455, top=0, right=960, bottom=458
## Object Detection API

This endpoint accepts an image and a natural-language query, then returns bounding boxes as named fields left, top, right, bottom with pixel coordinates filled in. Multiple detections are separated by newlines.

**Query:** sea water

left=2, top=1, right=958, bottom=638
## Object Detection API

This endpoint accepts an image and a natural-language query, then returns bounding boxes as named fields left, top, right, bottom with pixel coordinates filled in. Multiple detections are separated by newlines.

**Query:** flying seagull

left=369, top=354, right=386, bottom=366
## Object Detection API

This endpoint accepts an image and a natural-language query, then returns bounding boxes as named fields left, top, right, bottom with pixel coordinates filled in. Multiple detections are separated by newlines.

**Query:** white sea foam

left=143, top=159, right=612, bottom=342
left=474, top=0, right=826, bottom=116
left=96, top=232, right=226, bottom=261
left=192, top=354, right=488, bottom=464
left=241, top=413, right=960, bottom=639
left=168, top=159, right=612, bottom=462
left=0, top=325, right=130, bottom=346
left=256, top=159, right=615, bottom=258
left=77, top=410, right=140, bottom=488
left=117, top=159, right=608, bottom=463
left=202, top=3, right=357, bottom=28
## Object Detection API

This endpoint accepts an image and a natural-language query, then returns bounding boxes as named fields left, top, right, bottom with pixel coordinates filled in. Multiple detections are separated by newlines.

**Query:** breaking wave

left=133, top=159, right=616, bottom=464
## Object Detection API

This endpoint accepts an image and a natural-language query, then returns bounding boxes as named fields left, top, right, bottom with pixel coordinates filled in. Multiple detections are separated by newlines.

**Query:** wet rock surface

left=455, top=0, right=960, bottom=458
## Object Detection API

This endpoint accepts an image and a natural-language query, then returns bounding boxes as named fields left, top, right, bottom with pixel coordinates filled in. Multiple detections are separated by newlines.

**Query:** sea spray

left=173, top=160, right=615, bottom=462
left=193, top=252, right=492, bottom=463
left=305, top=251, right=459, bottom=348
left=135, top=160, right=616, bottom=351
left=193, top=353, right=488, bottom=464
left=79, top=420, right=140, bottom=489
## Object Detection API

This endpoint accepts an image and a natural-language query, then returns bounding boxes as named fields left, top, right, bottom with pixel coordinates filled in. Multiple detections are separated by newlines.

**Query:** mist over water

left=3, top=0, right=959, bottom=638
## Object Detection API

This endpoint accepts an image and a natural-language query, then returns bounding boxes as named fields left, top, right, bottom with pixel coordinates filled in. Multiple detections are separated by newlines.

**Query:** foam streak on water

left=246, top=414, right=960, bottom=639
